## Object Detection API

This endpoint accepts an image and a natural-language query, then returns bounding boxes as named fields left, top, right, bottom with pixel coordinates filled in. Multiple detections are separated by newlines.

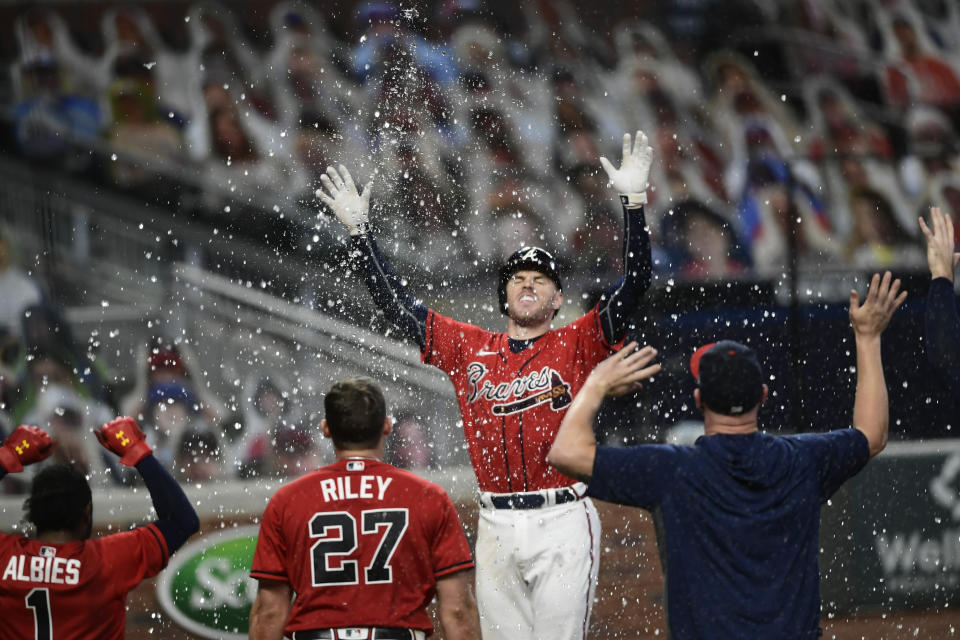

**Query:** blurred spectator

left=928, top=174, right=960, bottom=247
left=120, top=341, right=224, bottom=425
left=647, top=87, right=729, bottom=211
left=14, top=8, right=100, bottom=97
left=612, top=21, right=704, bottom=109
left=788, top=0, right=874, bottom=84
left=97, top=6, right=191, bottom=122
left=268, top=1, right=359, bottom=130
left=661, top=199, right=750, bottom=280
left=0, top=228, right=43, bottom=341
left=552, top=69, right=603, bottom=174
left=844, top=186, right=926, bottom=269
left=385, top=413, right=432, bottom=470
left=185, top=3, right=268, bottom=115
left=879, top=10, right=960, bottom=118
left=827, top=152, right=916, bottom=242
left=104, top=78, right=184, bottom=194
left=350, top=1, right=457, bottom=86
left=143, top=380, right=211, bottom=469
left=899, top=105, right=960, bottom=204
left=380, top=142, right=469, bottom=273
left=912, top=0, right=960, bottom=61
left=19, top=304, right=111, bottom=409
left=290, top=112, right=368, bottom=199
left=11, top=58, right=102, bottom=164
left=522, top=0, right=613, bottom=79
left=13, top=348, right=77, bottom=423
left=703, top=51, right=806, bottom=205
left=175, top=428, right=223, bottom=483
left=738, top=158, right=839, bottom=277
left=21, top=383, right=117, bottom=485
left=271, top=422, right=321, bottom=477
left=224, top=373, right=296, bottom=478
left=200, top=94, right=303, bottom=210
left=365, top=44, right=453, bottom=167
left=449, top=20, right=555, bottom=160
left=567, top=162, right=628, bottom=278
left=803, top=77, right=893, bottom=163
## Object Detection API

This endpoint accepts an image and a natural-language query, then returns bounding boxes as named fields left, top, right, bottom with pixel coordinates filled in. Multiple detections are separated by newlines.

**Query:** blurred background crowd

left=1, top=0, right=959, bottom=492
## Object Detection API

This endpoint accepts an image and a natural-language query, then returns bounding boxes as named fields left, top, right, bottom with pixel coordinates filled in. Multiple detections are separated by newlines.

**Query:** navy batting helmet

left=497, top=246, right=563, bottom=315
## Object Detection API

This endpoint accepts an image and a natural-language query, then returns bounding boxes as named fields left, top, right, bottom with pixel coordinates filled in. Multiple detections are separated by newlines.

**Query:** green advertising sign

left=821, top=443, right=960, bottom=613
left=156, top=525, right=259, bottom=639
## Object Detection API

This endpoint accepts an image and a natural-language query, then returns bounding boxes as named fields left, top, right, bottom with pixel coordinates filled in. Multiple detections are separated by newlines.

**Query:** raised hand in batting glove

left=599, top=131, right=653, bottom=207
left=0, top=425, right=55, bottom=473
left=316, top=165, right=372, bottom=236
left=95, top=417, right=152, bottom=467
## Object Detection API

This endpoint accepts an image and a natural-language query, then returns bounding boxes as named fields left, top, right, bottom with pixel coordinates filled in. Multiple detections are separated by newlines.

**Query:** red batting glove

left=0, top=425, right=55, bottom=473
left=94, top=417, right=152, bottom=467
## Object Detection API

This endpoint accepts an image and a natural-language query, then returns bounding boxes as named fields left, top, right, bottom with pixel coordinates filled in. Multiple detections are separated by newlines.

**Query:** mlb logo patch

left=346, top=461, right=365, bottom=471
left=39, top=546, right=56, bottom=558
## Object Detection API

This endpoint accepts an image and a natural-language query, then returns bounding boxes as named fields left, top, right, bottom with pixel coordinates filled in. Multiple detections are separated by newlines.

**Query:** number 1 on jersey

left=26, top=587, right=52, bottom=640
left=309, top=508, right=408, bottom=587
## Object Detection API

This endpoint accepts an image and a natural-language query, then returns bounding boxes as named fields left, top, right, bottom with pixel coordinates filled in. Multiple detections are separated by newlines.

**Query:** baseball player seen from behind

left=919, top=206, right=960, bottom=398
left=316, top=132, right=654, bottom=639
left=548, top=271, right=907, bottom=639
left=0, top=418, right=200, bottom=639
left=248, top=377, right=481, bottom=640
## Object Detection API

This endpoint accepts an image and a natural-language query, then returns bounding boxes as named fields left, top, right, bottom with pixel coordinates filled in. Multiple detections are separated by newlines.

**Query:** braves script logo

left=466, top=363, right=572, bottom=415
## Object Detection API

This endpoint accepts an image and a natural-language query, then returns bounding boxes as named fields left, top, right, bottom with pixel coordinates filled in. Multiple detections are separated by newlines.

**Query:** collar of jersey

left=507, top=333, right=546, bottom=354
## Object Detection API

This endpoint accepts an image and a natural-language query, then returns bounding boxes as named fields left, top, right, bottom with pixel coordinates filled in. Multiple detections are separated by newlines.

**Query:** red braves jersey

left=422, top=304, right=620, bottom=492
left=250, top=458, right=474, bottom=635
left=0, top=524, right=169, bottom=639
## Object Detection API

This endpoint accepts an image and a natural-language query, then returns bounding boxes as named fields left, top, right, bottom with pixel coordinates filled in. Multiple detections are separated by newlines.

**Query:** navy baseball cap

left=689, top=340, right=764, bottom=416
left=498, top=246, right=563, bottom=315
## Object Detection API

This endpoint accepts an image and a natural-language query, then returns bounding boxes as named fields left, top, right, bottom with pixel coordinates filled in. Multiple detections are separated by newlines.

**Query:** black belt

left=488, top=487, right=579, bottom=509
left=292, top=629, right=418, bottom=640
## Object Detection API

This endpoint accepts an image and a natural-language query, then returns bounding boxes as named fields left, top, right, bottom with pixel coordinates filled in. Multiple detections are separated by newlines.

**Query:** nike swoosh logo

left=476, top=350, right=499, bottom=356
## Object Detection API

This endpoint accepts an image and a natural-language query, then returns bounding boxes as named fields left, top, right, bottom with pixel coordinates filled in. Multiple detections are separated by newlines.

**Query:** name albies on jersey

left=0, top=524, right=169, bottom=639
left=250, top=458, right=474, bottom=636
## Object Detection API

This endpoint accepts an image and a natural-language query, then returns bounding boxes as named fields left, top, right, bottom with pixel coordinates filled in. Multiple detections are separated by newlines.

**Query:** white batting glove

left=599, top=131, right=653, bottom=207
left=316, top=165, right=372, bottom=236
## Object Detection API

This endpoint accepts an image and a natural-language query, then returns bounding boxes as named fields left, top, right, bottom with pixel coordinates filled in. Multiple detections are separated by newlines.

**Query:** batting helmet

left=497, top=246, right=563, bottom=315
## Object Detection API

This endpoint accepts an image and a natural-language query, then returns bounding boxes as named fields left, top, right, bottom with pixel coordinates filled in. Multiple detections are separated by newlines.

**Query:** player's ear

left=320, top=419, right=332, bottom=440
left=693, top=388, right=702, bottom=410
left=383, top=416, right=393, bottom=437
left=760, top=384, right=768, bottom=405
left=552, top=290, right=563, bottom=309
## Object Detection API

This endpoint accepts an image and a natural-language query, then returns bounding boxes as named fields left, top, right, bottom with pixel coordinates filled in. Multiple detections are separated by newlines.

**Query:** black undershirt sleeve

left=925, top=277, right=960, bottom=397
left=136, top=454, right=200, bottom=554
left=596, top=203, right=652, bottom=343
left=348, top=233, right=430, bottom=349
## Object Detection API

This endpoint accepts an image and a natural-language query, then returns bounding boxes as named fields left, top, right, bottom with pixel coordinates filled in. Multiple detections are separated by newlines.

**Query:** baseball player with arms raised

left=248, top=377, right=481, bottom=640
left=919, top=206, right=960, bottom=396
left=549, top=271, right=906, bottom=639
left=316, top=132, right=654, bottom=639
left=0, top=418, right=200, bottom=639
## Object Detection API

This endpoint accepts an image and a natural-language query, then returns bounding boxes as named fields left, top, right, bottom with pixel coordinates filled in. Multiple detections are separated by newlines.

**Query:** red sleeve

left=250, top=494, right=290, bottom=583
left=422, top=309, right=494, bottom=373
left=99, top=524, right=169, bottom=594
left=426, top=487, right=474, bottom=579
